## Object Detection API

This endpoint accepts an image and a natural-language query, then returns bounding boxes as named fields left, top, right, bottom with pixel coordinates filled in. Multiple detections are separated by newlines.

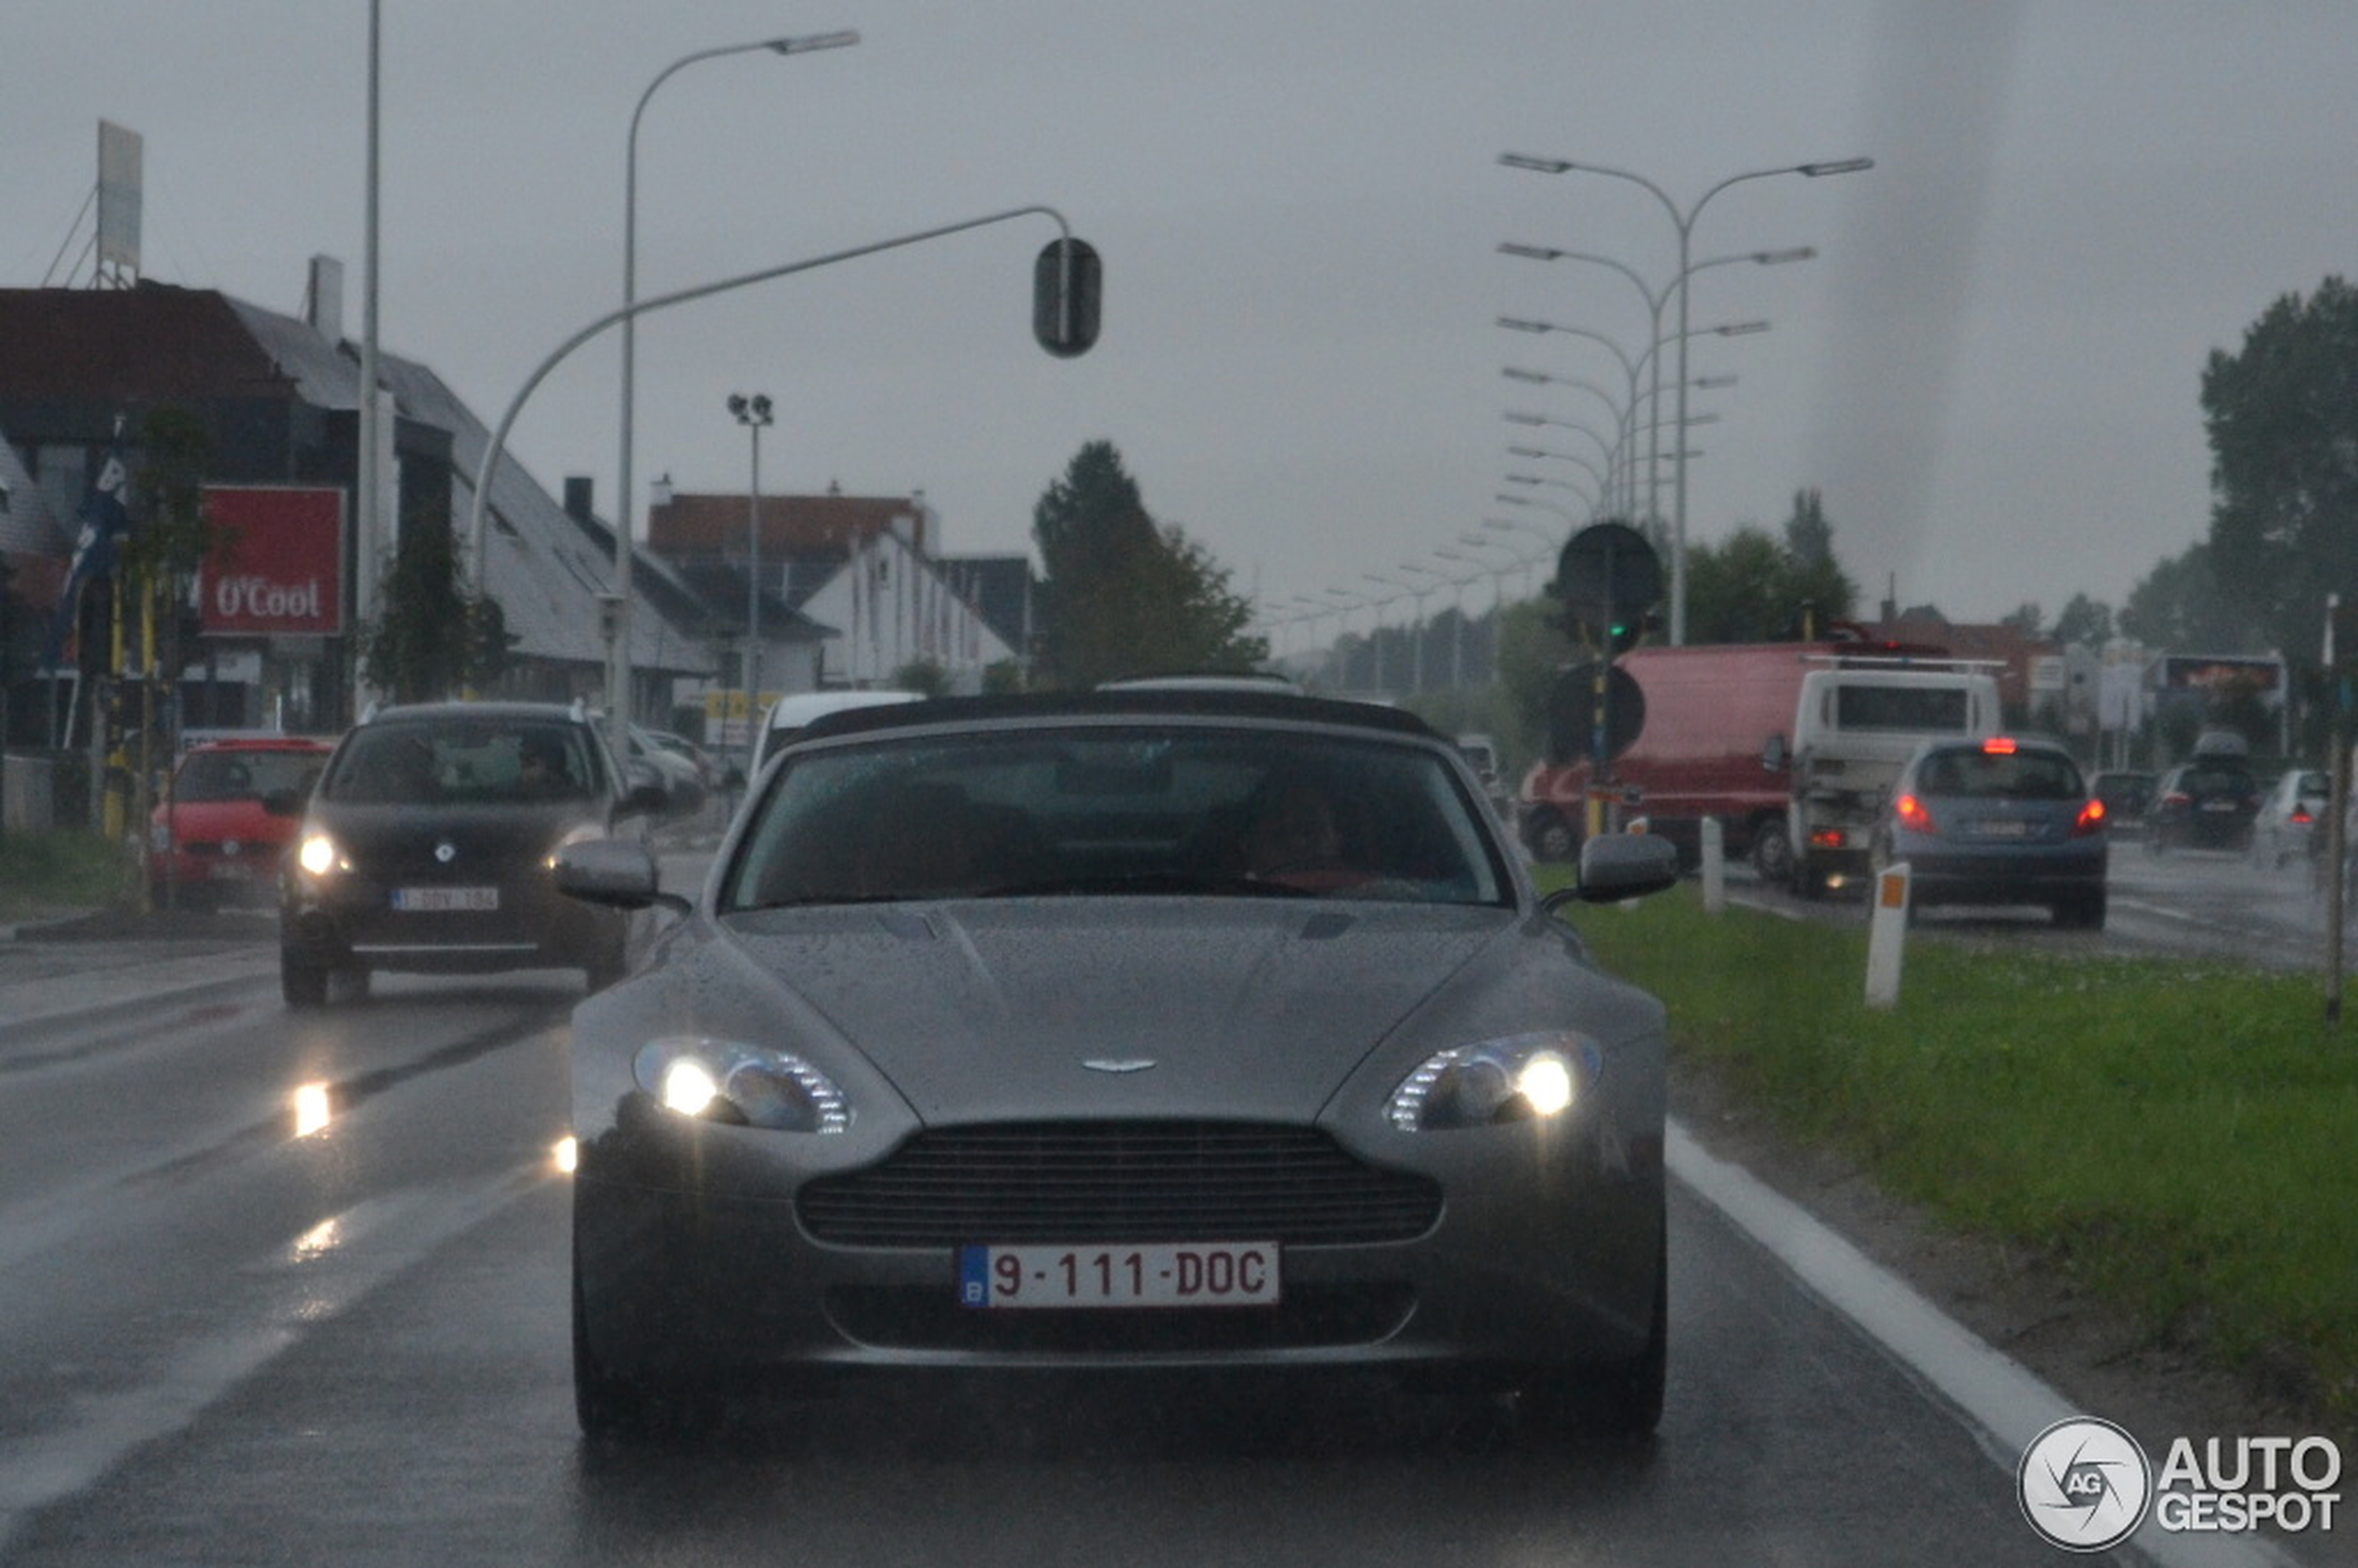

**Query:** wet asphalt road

left=0, top=842, right=2331, bottom=1567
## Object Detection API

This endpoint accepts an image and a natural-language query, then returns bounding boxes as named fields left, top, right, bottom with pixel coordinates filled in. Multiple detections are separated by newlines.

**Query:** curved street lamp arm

left=471, top=204, right=1073, bottom=589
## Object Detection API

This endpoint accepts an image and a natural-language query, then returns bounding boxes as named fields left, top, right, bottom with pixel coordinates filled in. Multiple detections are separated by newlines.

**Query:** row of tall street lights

left=1262, top=150, right=1871, bottom=691
left=1494, top=150, right=1873, bottom=646
left=1260, top=515, right=1557, bottom=695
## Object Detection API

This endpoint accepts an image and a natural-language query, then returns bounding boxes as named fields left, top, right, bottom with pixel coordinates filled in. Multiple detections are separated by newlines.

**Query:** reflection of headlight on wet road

left=292, top=1082, right=333, bottom=1137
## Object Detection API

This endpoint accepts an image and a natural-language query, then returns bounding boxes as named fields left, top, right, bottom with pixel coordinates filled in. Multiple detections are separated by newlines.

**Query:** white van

left=1785, top=662, right=2001, bottom=897
left=748, top=690, right=923, bottom=778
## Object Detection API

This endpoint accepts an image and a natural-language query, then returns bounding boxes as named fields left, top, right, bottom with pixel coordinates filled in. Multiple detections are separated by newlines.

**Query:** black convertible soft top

left=798, top=688, right=1442, bottom=745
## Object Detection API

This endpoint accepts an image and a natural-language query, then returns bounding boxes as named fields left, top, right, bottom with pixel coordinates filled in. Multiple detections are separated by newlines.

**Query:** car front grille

left=798, top=1121, right=1443, bottom=1247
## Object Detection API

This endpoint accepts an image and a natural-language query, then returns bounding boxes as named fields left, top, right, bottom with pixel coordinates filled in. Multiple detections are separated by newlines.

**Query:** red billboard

left=198, top=486, right=344, bottom=636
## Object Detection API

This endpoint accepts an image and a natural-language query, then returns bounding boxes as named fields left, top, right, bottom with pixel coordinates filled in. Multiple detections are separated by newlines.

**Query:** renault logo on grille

left=1082, top=1058, right=1157, bottom=1075
left=434, top=841, right=458, bottom=863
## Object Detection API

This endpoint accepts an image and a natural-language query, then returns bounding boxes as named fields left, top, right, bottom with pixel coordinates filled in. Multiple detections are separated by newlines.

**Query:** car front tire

left=1515, top=1225, right=1666, bottom=1445
left=280, top=951, right=330, bottom=1007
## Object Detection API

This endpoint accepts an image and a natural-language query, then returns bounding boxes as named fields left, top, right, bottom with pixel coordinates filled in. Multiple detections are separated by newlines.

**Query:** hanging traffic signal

left=1552, top=522, right=1661, bottom=662
left=1033, top=238, right=1102, bottom=358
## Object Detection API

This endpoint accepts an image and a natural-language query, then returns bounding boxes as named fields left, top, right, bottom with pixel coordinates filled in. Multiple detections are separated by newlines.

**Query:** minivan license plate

left=958, top=1242, right=1279, bottom=1309
left=392, top=887, right=499, bottom=912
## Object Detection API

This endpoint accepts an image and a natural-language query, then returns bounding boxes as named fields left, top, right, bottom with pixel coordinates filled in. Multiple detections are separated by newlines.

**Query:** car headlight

left=296, top=831, right=345, bottom=877
left=631, top=1038, right=850, bottom=1134
left=1385, top=1032, right=1601, bottom=1132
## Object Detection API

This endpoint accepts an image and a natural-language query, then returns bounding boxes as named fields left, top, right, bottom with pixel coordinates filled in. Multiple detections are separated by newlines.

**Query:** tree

left=1683, top=526, right=1796, bottom=643
left=1029, top=441, right=1265, bottom=687
left=1678, top=492, right=1858, bottom=644
left=2202, top=275, right=2358, bottom=662
left=362, top=482, right=512, bottom=703
left=2050, top=593, right=2114, bottom=647
left=2119, top=542, right=2248, bottom=652
left=890, top=658, right=952, bottom=697
left=1781, top=487, right=1858, bottom=632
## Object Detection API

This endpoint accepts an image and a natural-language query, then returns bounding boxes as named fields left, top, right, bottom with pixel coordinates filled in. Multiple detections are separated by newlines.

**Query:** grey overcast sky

left=8, top=3, right=2358, bottom=646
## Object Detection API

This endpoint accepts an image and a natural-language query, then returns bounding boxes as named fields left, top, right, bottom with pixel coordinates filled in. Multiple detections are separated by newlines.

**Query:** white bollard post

left=1700, top=816, right=1726, bottom=914
left=1865, top=862, right=1910, bottom=1008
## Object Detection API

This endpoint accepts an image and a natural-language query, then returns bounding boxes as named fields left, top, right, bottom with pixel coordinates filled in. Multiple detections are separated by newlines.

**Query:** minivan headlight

left=297, top=832, right=344, bottom=877
left=632, top=1038, right=850, bottom=1134
left=1386, top=1032, right=1601, bottom=1132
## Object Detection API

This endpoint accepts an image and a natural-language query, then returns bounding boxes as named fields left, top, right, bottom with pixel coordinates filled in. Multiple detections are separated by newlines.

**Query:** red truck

left=1515, top=635, right=1949, bottom=879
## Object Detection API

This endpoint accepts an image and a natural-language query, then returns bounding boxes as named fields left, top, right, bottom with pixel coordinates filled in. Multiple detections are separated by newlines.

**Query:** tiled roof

left=369, top=347, right=714, bottom=677
left=0, top=284, right=294, bottom=404
left=649, top=492, right=931, bottom=560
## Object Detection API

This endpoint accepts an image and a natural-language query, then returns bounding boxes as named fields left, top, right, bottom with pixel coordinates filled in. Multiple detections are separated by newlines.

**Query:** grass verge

left=0, top=829, right=136, bottom=923
left=1571, top=881, right=2358, bottom=1420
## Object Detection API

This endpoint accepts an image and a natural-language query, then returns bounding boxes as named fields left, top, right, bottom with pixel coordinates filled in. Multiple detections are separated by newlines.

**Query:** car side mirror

left=1545, top=832, right=1679, bottom=908
left=554, top=839, right=686, bottom=913
left=1761, top=733, right=1789, bottom=771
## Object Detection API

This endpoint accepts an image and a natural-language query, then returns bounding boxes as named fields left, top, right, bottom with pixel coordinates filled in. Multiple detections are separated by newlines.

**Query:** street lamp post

left=728, top=393, right=773, bottom=770
left=1500, top=241, right=1811, bottom=546
left=1499, top=152, right=1872, bottom=643
left=1423, top=555, right=1483, bottom=689
left=1503, top=367, right=1631, bottom=505
left=614, top=30, right=859, bottom=758
left=1397, top=562, right=1450, bottom=693
left=1501, top=314, right=1768, bottom=556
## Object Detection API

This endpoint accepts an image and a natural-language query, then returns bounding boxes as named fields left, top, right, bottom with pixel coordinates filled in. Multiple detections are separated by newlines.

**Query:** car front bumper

left=572, top=1104, right=1665, bottom=1388
left=282, top=867, right=617, bottom=973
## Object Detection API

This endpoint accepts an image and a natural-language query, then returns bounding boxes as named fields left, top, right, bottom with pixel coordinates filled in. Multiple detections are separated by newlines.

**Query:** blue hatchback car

left=1868, top=735, right=2108, bottom=928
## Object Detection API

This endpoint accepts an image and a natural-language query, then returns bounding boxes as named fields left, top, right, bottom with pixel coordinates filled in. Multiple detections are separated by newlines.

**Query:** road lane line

left=1669, top=1119, right=2303, bottom=1568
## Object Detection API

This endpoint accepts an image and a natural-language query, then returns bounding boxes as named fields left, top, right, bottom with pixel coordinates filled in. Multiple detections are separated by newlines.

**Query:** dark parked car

left=1869, top=735, right=2108, bottom=927
left=278, top=700, right=666, bottom=1004
left=2088, top=769, right=2156, bottom=836
left=2147, top=758, right=2263, bottom=852
left=554, top=689, right=1678, bottom=1442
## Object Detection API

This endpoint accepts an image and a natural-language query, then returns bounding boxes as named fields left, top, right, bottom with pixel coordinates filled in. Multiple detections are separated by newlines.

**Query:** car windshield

left=1833, top=684, right=1972, bottom=732
left=172, top=747, right=322, bottom=804
left=320, top=719, right=601, bottom=806
left=1917, top=748, right=2082, bottom=800
left=720, top=726, right=1507, bottom=911
left=2177, top=765, right=2252, bottom=796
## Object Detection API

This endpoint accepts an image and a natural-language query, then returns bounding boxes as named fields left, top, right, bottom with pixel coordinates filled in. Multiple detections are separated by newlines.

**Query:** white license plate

left=392, top=887, right=499, bottom=912
left=1975, top=820, right=2029, bottom=838
left=206, top=861, right=257, bottom=880
left=2201, top=801, right=2240, bottom=812
left=958, top=1241, right=1280, bottom=1309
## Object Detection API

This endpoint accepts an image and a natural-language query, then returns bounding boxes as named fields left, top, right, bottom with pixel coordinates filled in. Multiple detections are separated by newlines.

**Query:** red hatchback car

left=149, top=736, right=333, bottom=910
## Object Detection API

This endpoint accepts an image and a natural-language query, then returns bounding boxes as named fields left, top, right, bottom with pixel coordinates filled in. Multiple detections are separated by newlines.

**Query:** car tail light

left=2294, top=807, right=2314, bottom=826
left=2073, top=798, right=2106, bottom=836
left=1981, top=736, right=2018, bottom=755
left=1896, top=794, right=1936, bottom=834
left=2162, top=791, right=2191, bottom=810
